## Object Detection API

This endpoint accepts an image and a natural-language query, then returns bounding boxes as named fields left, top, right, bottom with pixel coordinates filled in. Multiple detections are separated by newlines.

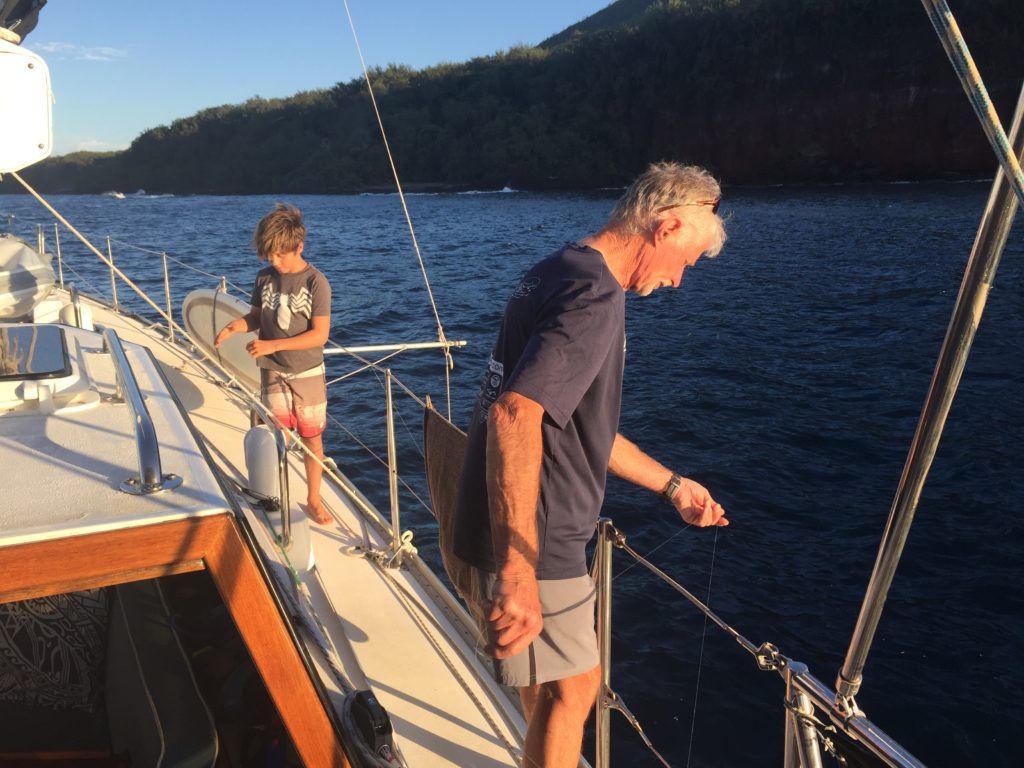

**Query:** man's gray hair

left=607, top=161, right=726, bottom=255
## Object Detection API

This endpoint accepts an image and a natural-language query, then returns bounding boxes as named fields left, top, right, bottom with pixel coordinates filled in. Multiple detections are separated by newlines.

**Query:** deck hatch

left=0, top=324, right=71, bottom=380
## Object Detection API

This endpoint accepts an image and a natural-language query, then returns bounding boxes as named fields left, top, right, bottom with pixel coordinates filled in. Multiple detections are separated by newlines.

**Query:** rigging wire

left=59, top=261, right=106, bottom=301
left=604, top=521, right=730, bottom=767
left=612, top=521, right=692, bottom=582
left=618, top=536, right=759, bottom=658
left=340, top=0, right=456, bottom=417
left=323, top=408, right=433, bottom=514
left=109, top=236, right=253, bottom=296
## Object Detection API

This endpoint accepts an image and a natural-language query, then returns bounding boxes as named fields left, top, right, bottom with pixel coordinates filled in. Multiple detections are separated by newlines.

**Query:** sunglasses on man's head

left=655, top=197, right=721, bottom=216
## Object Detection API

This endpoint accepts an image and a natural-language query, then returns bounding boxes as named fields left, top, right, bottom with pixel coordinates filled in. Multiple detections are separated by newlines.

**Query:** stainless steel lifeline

left=591, top=520, right=927, bottom=768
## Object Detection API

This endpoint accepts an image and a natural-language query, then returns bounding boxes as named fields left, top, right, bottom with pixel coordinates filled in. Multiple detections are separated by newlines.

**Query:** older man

left=454, top=161, right=729, bottom=768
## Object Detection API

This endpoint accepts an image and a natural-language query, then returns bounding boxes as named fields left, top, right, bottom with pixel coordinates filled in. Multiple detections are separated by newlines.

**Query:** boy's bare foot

left=304, top=501, right=332, bottom=525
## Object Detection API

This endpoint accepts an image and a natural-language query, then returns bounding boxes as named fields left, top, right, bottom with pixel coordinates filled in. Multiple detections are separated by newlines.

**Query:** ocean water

left=2, top=182, right=1021, bottom=767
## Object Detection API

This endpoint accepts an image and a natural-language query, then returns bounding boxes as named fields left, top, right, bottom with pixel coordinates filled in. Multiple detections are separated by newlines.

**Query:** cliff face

left=606, top=0, right=1021, bottom=186
left=682, top=81, right=1006, bottom=185
left=3, top=0, right=1022, bottom=194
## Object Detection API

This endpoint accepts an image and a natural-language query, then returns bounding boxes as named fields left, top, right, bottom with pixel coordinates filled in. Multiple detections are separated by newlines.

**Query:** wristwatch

left=660, top=472, right=683, bottom=502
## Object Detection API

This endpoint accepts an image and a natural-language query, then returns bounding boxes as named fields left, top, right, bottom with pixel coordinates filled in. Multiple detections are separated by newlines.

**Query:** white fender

left=243, top=424, right=315, bottom=572
left=244, top=424, right=281, bottom=506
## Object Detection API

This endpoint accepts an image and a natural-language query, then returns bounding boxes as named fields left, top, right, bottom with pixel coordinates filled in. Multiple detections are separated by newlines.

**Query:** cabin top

left=0, top=322, right=233, bottom=548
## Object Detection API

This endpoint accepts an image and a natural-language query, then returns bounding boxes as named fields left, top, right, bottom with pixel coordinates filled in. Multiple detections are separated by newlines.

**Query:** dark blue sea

left=3, top=182, right=1021, bottom=767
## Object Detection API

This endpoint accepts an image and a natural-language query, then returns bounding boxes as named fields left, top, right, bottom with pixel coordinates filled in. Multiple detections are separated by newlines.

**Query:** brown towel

left=423, top=399, right=478, bottom=605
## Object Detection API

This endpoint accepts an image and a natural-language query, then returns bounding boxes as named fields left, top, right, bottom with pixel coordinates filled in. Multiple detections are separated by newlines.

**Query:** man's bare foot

left=304, top=501, right=332, bottom=525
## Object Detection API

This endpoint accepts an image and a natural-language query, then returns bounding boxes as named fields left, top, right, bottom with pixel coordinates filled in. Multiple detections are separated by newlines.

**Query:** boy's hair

left=253, top=203, right=306, bottom=260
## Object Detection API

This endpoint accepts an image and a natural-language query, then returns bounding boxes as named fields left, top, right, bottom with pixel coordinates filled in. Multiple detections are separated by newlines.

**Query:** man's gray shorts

left=474, top=569, right=599, bottom=688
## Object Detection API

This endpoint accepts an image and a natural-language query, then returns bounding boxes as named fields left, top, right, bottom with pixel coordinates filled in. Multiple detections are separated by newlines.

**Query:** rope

left=685, top=528, right=718, bottom=768
left=612, top=522, right=691, bottom=582
left=326, top=348, right=406, bottom=387
left=339, top=0, right=456, bottom=418
left=107, top=237, right=169, bottom=257
left=920, top=0, right=1024, bottom=206
left=323, top=339, right=429, bottom=410
left=235, top=479, right=357, bottom=695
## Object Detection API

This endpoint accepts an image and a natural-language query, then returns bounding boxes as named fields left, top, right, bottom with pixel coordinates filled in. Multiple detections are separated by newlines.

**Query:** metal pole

left=54, top=223, right=64, bottom=290
left=276, top=426, right=292, bottom=549
left=323, top=339, right=467, bottom=355
left=837, top=81, right=1024, bottom=703
left=36, top=224, right=44, bottom=255
left=106, top=236, right=119, bottom=310
left=385, top=369, right=401, bottom=560
left=784, top=663, right=823, bottom=768
left=161, top=252, right=174, bottom=342
left=783, top=684, right=799, bottom=768
left=789, top=664, right=927, bottom=768
left=595, top=518, right=613, bottom=768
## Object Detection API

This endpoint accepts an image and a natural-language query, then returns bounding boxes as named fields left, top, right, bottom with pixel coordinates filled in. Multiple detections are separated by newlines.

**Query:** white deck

left=29, top=293, right=527, bottom=766
left=0, top=322, right=232, bottom=546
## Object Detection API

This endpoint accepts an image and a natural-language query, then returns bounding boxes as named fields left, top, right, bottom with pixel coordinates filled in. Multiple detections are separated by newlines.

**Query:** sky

left=24, top=0, right=613, bottom=156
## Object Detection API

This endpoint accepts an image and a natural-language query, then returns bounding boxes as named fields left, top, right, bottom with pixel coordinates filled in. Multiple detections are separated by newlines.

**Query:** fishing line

left=685, top=526, right=719, bottom=768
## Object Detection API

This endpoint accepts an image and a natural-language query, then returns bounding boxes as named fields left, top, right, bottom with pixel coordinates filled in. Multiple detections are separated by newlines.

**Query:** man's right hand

left=484, top=574, right=542, bottom=659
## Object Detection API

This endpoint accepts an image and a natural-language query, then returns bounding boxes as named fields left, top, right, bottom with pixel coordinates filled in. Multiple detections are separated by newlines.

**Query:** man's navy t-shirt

left=453, top=243, right=625, bottom=579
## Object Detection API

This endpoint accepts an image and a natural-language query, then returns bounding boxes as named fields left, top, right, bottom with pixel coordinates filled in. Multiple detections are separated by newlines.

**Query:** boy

left=215, top=203, right=333, bottom=524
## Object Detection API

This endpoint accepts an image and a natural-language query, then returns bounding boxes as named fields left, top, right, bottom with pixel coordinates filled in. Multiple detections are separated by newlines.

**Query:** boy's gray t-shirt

left=454, top=243, right=625, bottom=579
left=251, top=264, right=331, bottom=374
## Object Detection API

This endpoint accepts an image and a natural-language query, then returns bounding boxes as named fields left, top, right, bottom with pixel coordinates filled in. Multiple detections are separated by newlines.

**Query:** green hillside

left=4, top=0, right=1022, bottom=194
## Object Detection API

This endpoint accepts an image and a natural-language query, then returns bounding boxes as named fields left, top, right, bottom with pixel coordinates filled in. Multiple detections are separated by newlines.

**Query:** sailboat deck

left=0, top=322, right=232, bottom=547
left=74, top=294, right=525, bottom=766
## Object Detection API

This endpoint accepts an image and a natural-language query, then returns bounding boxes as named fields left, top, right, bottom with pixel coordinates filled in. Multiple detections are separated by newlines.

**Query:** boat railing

left=38, top=218, right=465, bottom=565
left=100, top=327, right=184, bottom=495
left=591, top=518, right=926, bottom=768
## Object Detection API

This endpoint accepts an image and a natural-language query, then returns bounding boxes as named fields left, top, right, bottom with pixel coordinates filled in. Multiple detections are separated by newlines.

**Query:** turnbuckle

left=755, top=641, right=784, bottom=671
